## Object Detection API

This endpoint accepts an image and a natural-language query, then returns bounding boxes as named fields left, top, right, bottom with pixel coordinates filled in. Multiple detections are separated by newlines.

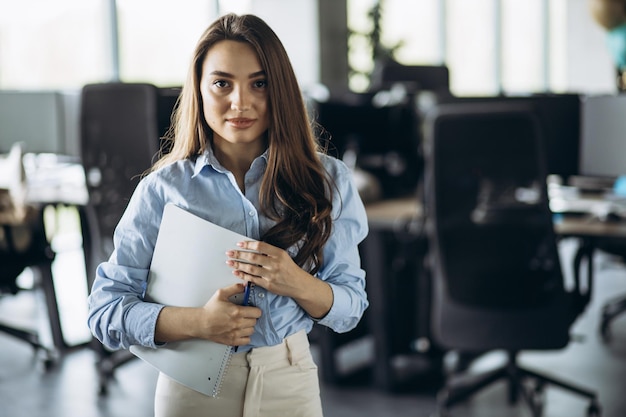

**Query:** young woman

left=87, top=13, right=369, bottom=417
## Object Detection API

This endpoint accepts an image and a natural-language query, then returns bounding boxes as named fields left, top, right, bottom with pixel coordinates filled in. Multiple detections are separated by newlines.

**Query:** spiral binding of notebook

left=210, top=346, right=236, bottom=397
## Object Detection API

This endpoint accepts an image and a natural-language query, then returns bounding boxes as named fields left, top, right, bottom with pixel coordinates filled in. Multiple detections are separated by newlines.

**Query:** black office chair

left=0, top=208, right=57, bottom=368
left=595, top=240, right=626, bottom=340
left=308, top=94, right=423, bottom=385
left=422, top=102, right=601, bottom=417
left=573, top=236, right=626, bottom=341
left=80, top=82, right=162, bottom=394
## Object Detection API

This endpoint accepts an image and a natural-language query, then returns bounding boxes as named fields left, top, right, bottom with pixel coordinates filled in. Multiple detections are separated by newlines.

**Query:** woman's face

left=200, top=40, right=269, bottom=150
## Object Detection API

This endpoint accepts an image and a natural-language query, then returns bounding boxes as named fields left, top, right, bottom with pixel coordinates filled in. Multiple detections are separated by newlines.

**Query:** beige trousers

left=154, top=330, right=323, bottom=417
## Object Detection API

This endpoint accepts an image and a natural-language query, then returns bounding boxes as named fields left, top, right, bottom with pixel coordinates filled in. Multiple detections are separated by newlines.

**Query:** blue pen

left=234, top=282, right=252, bottom=353
left=242, top=281, right=252, bottom=306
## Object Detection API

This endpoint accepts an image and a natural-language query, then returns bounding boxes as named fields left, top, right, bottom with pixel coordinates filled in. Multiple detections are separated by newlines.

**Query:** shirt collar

left=192, top=146, right=269, bottom=178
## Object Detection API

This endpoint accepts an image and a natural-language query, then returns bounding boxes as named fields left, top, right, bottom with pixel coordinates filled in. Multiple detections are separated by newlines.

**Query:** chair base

left=91, top=339, right=137, bottom=396
left=0, top=322, right=57, bottom=368
left=433, top=352, right=601, bottom=417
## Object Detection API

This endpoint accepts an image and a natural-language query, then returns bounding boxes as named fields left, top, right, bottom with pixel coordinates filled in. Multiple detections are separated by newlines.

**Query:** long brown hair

left=153, top=13, right=334, bottom=275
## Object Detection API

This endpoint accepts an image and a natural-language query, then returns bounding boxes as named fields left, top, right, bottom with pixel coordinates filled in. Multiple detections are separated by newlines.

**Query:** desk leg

left=362, top=230, right=394, bottom=391
left=78, top=205, right=94, bottom=290
left=573, top=239, right=594, bottom=312
left=37, top=262, right=66, bottom=352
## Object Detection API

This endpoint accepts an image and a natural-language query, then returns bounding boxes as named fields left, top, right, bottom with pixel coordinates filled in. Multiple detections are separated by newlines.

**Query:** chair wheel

left=529, top=386, right=545, bottom=414
left=599, top=319, right=611, bottom=342
left=38, top=347, right=58, bottom=371
left=43, top=357, right=55, bottom=370
left=587, top=401, right=602, bottom=417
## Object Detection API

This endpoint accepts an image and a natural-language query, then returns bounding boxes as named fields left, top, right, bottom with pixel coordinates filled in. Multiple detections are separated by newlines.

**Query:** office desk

left=365, top=196, right=422, bottom=229
left=364, top=194, right=626, bottom=237
left=362, top=195, right=626, bottom=391
left=362, top=196, right=432, bottom=391
left=556, top=214, right=626, bottom=338
left=0, top=154, right=88, bottom=357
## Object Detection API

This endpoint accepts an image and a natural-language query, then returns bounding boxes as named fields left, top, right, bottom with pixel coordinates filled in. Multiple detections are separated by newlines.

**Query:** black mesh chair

left=0, top=209, right=57, bottom=367
left=422, top=102, right=601, bottom=417
left=309, top=93, right=423, bottom=385
left=573, top=237, right=626, bottom=341
left=80, top=82, right=161, bottom=394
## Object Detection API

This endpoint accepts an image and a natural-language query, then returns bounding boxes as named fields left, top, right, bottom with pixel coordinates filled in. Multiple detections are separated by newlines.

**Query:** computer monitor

left=370, top=62, right=450, bottom=93
left=312, top=95, right=421, bottom=198
left=435, top=93, right=582, bottom=182
left=579, top=94, right=626, bottom=179
left=313, top=95, right=422, bottom=198
left=0, top=91, right=68, bottom=155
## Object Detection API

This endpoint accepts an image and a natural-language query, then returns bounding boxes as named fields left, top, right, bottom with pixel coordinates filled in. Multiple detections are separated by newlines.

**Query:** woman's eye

left=213, top=80, right=229, bottom=88
left=253, top=80, right=267, bottom=89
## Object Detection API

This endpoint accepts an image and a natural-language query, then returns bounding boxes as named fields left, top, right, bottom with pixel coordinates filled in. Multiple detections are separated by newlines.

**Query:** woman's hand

left=226, top=242, right=306, bottom=297
left=154, top=283, right=261, bottom=347
left=226, top=241, right=333, bottom=319
left=199, top=283, right=262, bottom=346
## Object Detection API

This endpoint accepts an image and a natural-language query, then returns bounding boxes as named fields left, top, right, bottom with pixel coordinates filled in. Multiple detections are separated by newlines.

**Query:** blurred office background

left=2, top=1, right=626, bottom=417
left=0, top=0, right=619, bottom=158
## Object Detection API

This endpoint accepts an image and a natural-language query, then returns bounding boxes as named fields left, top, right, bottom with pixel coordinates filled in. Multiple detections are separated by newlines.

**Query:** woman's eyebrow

left=208, top=70, right=233, bottom=77
left=249, top=70, right=266, bottom=79
left=208, top=70, right=266, bottom=79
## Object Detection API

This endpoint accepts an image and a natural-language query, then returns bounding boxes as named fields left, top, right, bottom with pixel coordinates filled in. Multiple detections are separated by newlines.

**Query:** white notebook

left=129, top=203, right=255, bottom=397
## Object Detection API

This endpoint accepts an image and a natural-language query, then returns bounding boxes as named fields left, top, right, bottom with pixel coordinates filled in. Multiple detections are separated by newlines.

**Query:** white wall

left=566, top=0, right=617, bottom=94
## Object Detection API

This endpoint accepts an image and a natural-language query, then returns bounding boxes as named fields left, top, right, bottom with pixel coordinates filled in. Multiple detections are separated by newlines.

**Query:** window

left=446, top=0, right=498, bottom=95
left=347, top=0, right=378, bottom=92
left=116, top=0, right=216, bottom=86
left=347, top=0, right=571, bottom=96
left=0, top=0, right=110, bottom=90
left=501, top=0, right=545, bottom=94
left=382, top=0, right=442, bottom=65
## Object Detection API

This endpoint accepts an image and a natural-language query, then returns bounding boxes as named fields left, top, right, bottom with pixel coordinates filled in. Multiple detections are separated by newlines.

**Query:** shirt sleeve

left=315, top=157, right=370, bottom=333
left=87, top=174, right=167, bottom=350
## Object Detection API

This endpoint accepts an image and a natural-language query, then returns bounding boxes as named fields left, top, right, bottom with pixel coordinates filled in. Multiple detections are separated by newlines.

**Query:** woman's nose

left=231, top=87, right=250, bottom=112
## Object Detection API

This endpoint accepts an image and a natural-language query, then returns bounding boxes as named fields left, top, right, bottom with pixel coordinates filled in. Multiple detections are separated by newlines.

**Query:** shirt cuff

left=316, top=283, right=358, bottom=332
left=128, top=301, right=166, bottom=349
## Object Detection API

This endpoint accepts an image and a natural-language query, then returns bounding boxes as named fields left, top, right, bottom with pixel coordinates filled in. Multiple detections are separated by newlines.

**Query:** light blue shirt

left=87, top=148, right=369, bottom=352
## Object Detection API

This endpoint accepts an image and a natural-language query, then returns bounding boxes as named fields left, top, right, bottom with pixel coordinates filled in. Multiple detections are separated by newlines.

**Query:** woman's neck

left=212, top=141, right=265, bottom=192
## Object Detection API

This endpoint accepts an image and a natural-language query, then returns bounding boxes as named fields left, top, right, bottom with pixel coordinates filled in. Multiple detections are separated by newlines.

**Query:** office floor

left=1, top=233, right=625, bottom=417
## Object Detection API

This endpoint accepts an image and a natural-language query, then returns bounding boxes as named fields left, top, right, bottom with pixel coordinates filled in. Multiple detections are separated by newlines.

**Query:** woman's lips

left=227, top=118, right=255, bottom=129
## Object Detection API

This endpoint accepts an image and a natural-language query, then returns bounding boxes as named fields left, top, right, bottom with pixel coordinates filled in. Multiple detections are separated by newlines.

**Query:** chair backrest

left=370, top=62, right=450, bottom=94
left=434, top=93, right=582, bottom=183
left=0, top=212, right=54, bottom=294
left=157, top=87, right=182, bottom=140
left=423, top=101, right=579, bottom=352
left=80, top=82, right=160, bottom=267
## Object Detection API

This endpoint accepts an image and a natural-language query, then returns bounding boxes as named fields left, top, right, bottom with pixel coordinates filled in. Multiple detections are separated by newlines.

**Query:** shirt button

left=258, top=292, right=265, bottom=298
left=248, top=210, right=255, bottom=216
